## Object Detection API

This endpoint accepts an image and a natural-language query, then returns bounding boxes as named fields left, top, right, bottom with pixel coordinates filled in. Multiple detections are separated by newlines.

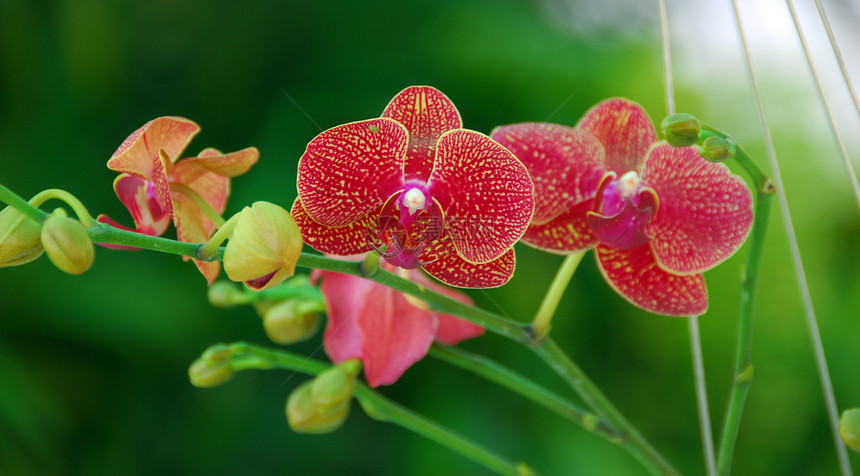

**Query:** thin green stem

left=689, top=316, right=716, bottom=476
left=169, top=183, right=227, bottom=228
left=532, top=339, right=680, bottom=476
left=428, top=345, right=620, bottom=443
left=220, top=342, right=534, bottom=476
left=0, top=184, right=48, bottom=223
left=30, top=189, right=98, bottom=227
left=197, top=212, right=240, bottom=261
left=529, top=252, right=585, bottom=341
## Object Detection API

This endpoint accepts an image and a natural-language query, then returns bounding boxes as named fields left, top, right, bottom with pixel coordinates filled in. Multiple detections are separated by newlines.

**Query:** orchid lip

left=397, top=183, right=432, bottom=230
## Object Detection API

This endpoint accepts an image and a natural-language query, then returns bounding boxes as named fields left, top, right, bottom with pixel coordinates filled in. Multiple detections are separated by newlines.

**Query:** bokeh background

left=1, top=0, right=859, bottom=474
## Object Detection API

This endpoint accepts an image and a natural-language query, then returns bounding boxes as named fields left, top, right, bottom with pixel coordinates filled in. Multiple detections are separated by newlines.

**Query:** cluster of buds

left=661, top=113, right=736, bottom=163
left=286, top=360, right=361, bottom=434
left=1, top=204, right=94, bottom=275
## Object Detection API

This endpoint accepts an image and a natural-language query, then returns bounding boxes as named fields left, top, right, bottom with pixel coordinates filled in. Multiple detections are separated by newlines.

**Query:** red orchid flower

left=492, top=99, right=753, bottom=316
left=293, top=86, right=535, bottom=289
left=317, top=261, right=484, bottom=387
left=97, top=117, right=259, bottom=283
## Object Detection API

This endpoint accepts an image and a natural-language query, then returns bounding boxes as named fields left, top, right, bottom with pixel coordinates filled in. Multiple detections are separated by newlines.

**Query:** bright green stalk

left=218, top=342, right=534, bottom=476
left=0, top=185, right=48, bottom=223
left=528, top=252, right=585, bottom=341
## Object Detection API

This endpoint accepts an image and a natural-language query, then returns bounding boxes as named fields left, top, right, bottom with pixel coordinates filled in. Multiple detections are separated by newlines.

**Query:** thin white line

left=731, top=1, right=852, bottom=474
left=785, top=0, right=860, bottom=214
left=813, top=0, right=860, bottom=122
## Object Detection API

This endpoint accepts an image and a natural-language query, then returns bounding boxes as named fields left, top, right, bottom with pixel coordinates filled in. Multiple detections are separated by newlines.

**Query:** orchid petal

left=320, top=270, right=376, bottom=363
left=109, top=174, right=171, bottom=236
left=182, top=146, right=259, bottom=177
left=151, top=150, right=175, bottom=219
left=428, top=129, right=534, bottom=264
left=587, top=188, right=658, bottom=250
left=407, top=269, right=484, bottom=345
left=107, top=117, right=200, bottom=179
left=297, top=118, right=407, bottom=227
left=172, top=195, right=221, bottom=284
left=491, top=123, right=605, bottom=225
left=576, top=98, right=656, bottom=174
left=291, top=199, right=377, bottom=256
left=595, top=244, right=708, bottom=316
left=521, top=199, right=598, bottom=254
left=357, top=284, right=438, bottom=387
left=382, top=86, right=462, bottom=182
left=642, top=143, right=754, bottom=275
left=169, top=159, right=231, bottom=229
left=421, top=238, right=516, bottom=289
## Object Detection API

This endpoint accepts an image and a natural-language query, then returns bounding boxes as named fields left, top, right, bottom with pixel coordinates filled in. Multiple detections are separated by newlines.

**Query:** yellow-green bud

left=207, top=281, right=248, bottom=308
left=40, top=209, right=94, bottom=275
left=700, top=135, right=735, bottom=163
left=188, top=344, right=235, bottom=388
left=0, top=206, right=44, bottom=267
left=661, top=113, right=702, bottom=147
left=839, top=408, right=860, bottom=453
left=286, top=361, right=359, bottom=434
left=224, top=202, right=302, bottom=291
left=263, top=300, right=321, bottom=345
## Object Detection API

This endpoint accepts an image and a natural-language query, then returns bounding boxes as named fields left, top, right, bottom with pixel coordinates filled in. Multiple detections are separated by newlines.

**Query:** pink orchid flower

left=293, top=86, right=535, bottom=289
left=492, top=99, right=753, bottom=316
left=97, top=117, right=259, bottom=284
left=317, top=260, right=484, bottom=387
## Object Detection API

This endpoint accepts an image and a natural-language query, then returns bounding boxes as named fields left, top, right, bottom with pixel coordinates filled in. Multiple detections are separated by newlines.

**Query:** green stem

left=28, top=189, right=98, bottom=227
left=221, top=342, right=534, bottom=476
left=700, top=125, right=775, bottom=195
left=716, top=189, right=773, bottom=476
left=528, top=252, right=585, bottom=341
left=532, top=339, right=680, bottom=476
left=428, top=345, right=621, bottom=443
left=197, top=212, right=239, bottom=261
left=169, top=183, right=227, bottom=228
left=0, top=184, right=48, bottom=223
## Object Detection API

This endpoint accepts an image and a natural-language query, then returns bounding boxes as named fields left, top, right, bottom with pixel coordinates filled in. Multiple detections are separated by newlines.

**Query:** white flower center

left=403, top=188, right=427, bottom=215
left=617, top=171, right=641, bottom=198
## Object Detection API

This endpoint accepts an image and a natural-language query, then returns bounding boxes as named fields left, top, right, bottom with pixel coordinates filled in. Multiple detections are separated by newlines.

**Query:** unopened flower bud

left=207, top=281, right=248, bottom=308
left=700, top=135, right=735, bottom=163
left=263, top=299, right=321, bottom=345
left=840, top=408, right=860, bottom=453
left=40, top=209, right=94, bottom=275
left=188, top=344, right=235, bottom=388
left=224, top=202, right=302, bottom=291
left=661, top=113, right=702, bottom=147
left=0, top=206, right=44, bottom=267
left=286, top=361, right=359, bottom=434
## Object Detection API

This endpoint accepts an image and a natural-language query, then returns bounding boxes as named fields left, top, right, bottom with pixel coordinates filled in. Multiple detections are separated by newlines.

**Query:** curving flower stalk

left=294, top=86, right=534, bottom=288
left=492, top=99, right=753, bottom=316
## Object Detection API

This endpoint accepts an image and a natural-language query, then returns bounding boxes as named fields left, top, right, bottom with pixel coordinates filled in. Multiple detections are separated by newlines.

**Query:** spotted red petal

left=150, top=150, right=175, bottom=219
left=108, top=174, right=171, bottom=236
left=428, top=129, right=534, bottom=264
left=642, top=143, right=753, bottom=275
left=320, top=270, right=376, bottom=363
left=576, top=98, right=656, bottom=174
left=491, top=123, right=605, bottom=225
left=297, top=118, right=407, bottom=227
left=421, top=238, right=516, bottom=288
left=291, top=199, right=377, bottom=256
left=107, top=117, right=200, bottom=179
left=521, top=199, right=597, bottom=254
left=595, top=244, right=707, bottom=316
left=382, top=86, right=463, bottom=182
left=407, top=269, right=484, bottom=345
left=182, top=147, right=259, bottom=177
left=356, top=284, right=438, bottom=387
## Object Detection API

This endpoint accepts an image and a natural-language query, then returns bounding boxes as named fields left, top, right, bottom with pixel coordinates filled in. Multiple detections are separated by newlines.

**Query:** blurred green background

left=1, top=0, right=859, bottom=474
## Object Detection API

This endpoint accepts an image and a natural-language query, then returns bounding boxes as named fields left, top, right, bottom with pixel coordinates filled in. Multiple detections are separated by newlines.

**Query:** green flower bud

left=286, top=361, right=359, bottom=434
left=263, top=299, right=321, bottom=345
left=207, top=281, right=249, bottom=308
left=839, top=408, right=860, bottom=453
left=40, top=209, right=94, bottom=275
left=0, top=206, right=44, bottom=267
left=661, top=113, right=702, bottom=147
left=700, top=135, right=735, bottom=163
left=224, top=202, right=302, bottom=291
left=188, top=344, right=235, bottom=388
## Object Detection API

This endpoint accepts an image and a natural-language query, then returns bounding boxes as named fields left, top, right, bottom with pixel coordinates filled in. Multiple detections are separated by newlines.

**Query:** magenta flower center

left=588, top=171, right=657, bottom=250
left=367, top=183, right=440, bottom=270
